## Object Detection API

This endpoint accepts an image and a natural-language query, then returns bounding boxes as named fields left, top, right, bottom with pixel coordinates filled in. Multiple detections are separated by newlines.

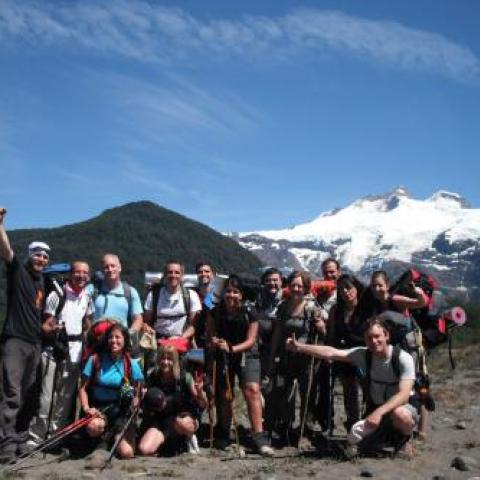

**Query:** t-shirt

left=82, top=354, right=144, bottom=402
left=144, top=287, right=201, bottom=337
left=347, top=345, right=415, bottom=406
left=212, top=305, right=258, bottom=354
left=93, top=282, right=143, bottom=328
left=147, top=371, right=195, bottom=416
left=256, top=289, right=282, bottom=349
left=44, top=283, right=93, bottom=363
left=276, top=299, right=321, bottom=344
left=2, top=255, right=44, bottom=344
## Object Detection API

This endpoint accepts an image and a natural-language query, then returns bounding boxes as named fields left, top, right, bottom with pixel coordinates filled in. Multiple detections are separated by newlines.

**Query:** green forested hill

left=0, top=201, right=263, bottom=314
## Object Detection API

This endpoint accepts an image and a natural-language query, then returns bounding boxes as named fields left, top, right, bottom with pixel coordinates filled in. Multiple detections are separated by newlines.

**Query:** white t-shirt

left=347, top=345, right=415, bottom=406
left=44, top=283, right=93, bottom=363
left=144, top=286, right=201, bottom=337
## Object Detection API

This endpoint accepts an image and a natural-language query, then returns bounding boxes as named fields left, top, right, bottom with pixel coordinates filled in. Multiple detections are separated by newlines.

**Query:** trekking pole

left=102, top=404, right=139, bottom=469
left=298, top=333, right=318, bottom=451
left=209, top=359, right=217, bottom=451
left=223, top=353, right=244, bottom=458
left=2, top=413, right=99, bottom=473
left=44, top=359, right=64, bottom=459
left=327, top=361, right=335, bottom=437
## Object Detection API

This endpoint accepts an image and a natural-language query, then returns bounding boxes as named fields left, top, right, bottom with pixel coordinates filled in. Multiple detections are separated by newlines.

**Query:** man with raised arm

left=286, top=316, right=418, bottom=455
left=0, top=207, right=50, bottom=461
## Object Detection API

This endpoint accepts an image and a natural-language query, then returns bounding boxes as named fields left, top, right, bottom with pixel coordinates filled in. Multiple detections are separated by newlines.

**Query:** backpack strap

left=92, top=353, right=101, bottom=387
left=365, top=345, right=401, bottom=411
left=123, top=353, right=132, bottom=385
left=391, top=345, right=401, bottom=379
left=150, top=283, right=161, bottom=322
left=181, top=285, right=192, bottom=333
left=122, top=281, right=133, bottom=326
left=53, top=286, right=67, bottom=320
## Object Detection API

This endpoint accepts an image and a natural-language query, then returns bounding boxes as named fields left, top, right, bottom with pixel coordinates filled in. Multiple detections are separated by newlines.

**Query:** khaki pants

left=29, top=351, right=81, bottom=442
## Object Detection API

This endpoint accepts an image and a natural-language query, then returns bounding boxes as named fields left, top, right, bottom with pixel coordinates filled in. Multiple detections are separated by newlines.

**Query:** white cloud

left=120, top=159, right=179, bottom=196
left=79, top=69, right=261, bottom=144
left=0, top=1, right=478, bottom=82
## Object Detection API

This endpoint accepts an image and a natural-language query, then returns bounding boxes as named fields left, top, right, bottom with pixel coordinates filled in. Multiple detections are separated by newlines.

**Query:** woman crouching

left=78, top=322, right=143, bottom=461
left=138, top=345, right=207, bottom=455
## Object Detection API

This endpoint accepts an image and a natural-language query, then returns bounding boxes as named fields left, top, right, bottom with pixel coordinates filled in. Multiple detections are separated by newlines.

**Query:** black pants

left=0, top=337, right=41, bottom=446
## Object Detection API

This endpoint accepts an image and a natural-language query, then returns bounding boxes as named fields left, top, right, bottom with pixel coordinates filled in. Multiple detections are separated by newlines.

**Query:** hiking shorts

left=217, top=353, right=260, bottom=389
left=90, top=399, right=131, bottom=435
left=403, top=403, right=420, bottom=425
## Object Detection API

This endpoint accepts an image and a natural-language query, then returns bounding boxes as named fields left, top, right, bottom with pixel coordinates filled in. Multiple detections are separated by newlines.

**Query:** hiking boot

left=397, top=438, right=415, bottom=460
left=85, top=448, right=108, bottom=469
left=297, top=436, right=313, bottom=451
left=214, top=436, right=231, bottom=451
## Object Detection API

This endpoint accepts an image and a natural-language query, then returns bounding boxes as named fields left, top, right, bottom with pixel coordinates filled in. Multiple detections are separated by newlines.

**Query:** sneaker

left=16, top=442, right=37, bottom=457
left=259, top=444, right=275, bottom=457
left=187, top=434, right=200, bottom=454
left=252, top=432, right=274, bottom=457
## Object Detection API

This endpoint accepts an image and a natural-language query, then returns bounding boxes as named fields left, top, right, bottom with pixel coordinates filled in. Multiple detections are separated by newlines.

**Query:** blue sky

left=1, top=0, right=479, bottom=232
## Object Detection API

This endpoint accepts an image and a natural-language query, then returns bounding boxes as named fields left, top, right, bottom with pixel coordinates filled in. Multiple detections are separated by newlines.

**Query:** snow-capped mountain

left=229, top=187, right=480, bottom=294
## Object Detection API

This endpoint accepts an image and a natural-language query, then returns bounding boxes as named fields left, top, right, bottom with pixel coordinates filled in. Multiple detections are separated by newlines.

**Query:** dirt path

left=4, top=348, right=480, bottom=480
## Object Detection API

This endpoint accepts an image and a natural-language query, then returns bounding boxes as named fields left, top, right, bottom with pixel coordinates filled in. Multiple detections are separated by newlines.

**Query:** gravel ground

left=2, top=346, right=479, bottom=480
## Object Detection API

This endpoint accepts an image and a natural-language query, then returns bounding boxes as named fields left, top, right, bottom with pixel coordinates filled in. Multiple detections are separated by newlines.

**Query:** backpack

left=391, top=269, right=437, bottom=327
left=43, top=263, right=71, bottom=317
left=364, top=345, right=435, bottom=414
left=376, top=310, right=418, bottom=353
left=42, top=263, right=77, bottom=362
left=364, top=345, right=402, bottom=411
left=81, top=318, right=117, bottom=366
left=150, top=283, right=191, bottom=321
left=148, top=282, right=193, bottom=339
left=391, top=269, right=466, bottom=368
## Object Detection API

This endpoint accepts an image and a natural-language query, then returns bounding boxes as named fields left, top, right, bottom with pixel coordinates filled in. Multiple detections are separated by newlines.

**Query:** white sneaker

left=187, top=434, right=200, bottom=454
left=259, top=445, right=275, bottom=457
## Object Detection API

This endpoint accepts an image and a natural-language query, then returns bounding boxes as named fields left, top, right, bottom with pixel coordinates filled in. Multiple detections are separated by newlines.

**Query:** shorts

left=403, top=402, right=420, bottom=425
left=90, top=399, right=131, bottom=435
left=216, top=353, right=260, bottom=388
left=141, top=411, right=198, bottom=443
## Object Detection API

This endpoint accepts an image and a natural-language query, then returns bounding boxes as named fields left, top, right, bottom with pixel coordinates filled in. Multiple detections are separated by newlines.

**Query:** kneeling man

left=286, top=317, right=417, bottom=453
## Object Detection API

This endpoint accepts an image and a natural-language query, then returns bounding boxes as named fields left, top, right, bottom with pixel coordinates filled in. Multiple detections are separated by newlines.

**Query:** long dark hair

left=100, top=322, right=132, bottom=355
left=357, top=270, right=391, bottom=323
left=336, top=274, right=365, bottom=313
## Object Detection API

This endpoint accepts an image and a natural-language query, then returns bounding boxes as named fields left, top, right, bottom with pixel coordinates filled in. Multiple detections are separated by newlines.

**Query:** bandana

left=28, top=241, right=51, bottom=260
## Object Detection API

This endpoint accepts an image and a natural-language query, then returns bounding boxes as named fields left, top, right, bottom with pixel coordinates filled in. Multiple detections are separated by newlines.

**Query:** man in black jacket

left=0, top=207, right=50, bottom=461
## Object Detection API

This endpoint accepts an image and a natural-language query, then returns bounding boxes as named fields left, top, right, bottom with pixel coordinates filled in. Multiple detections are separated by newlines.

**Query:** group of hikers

left=0, top=207, right=436, bottom=468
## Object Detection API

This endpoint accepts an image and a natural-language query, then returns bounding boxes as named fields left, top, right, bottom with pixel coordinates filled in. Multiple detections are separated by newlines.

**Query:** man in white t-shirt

left=144, top=260, right=201, bottom=340
left=29, top=261, right=93, bottom=445
left=286, top=317, right=417, bottom=453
